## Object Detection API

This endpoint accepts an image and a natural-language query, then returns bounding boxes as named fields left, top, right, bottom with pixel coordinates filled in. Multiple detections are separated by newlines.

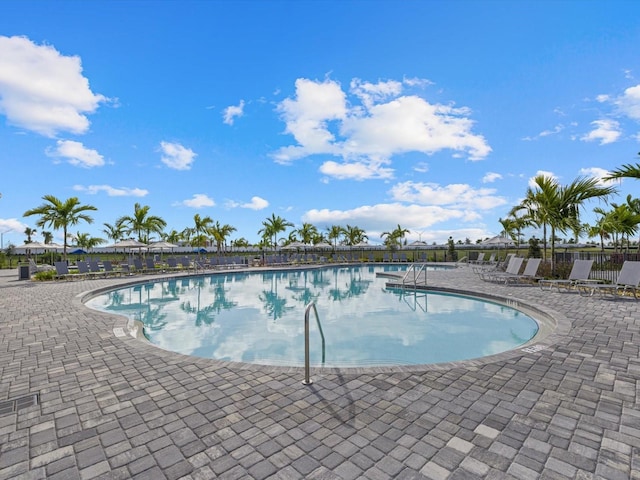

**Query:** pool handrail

left=303, top=302, right=325, bottom=385
left=401, top=263, right=428, bottom=289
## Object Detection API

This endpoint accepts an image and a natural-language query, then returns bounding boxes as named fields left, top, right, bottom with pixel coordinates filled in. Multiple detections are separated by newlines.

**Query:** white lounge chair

left=479, top=256, right=523, bottom=282
left=576, top=261, right=640, bottom=299
left=503, top=258, right=543, bottom=285
left=539, top=259, right=594, bottom=292
left=29, top=258, right=55, bottom=274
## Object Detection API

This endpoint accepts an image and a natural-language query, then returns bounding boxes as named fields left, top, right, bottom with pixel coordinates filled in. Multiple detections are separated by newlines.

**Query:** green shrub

left=33, top=270, right=56, bottom=281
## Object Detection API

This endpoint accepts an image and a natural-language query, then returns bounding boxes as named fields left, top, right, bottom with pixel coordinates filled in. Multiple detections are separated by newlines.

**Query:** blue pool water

left=86, top=265, right=539, bottom=367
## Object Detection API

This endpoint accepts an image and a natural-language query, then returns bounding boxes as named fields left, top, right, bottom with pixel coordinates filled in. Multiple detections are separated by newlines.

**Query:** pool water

left=86, top=265, right=539, bottom=367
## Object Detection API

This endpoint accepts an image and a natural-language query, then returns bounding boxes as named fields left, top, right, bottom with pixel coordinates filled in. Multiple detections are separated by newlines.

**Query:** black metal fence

left=553, top=251, right=640, bottom=283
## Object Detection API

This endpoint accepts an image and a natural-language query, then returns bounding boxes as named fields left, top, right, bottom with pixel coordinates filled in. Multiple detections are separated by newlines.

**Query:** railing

left=401, top=263, right=428, bottom=289
left=303, top=302, right=325, bottom=385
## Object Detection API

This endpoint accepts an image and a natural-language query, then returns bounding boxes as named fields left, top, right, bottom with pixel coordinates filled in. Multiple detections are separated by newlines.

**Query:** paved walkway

left=0, top=265, right=638, bottom=479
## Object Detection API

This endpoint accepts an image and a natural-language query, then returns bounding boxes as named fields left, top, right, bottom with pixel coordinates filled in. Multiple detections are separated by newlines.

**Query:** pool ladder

left=302, top=302, right=326, bottom=385
left=401, top=263, right=428, bottom=289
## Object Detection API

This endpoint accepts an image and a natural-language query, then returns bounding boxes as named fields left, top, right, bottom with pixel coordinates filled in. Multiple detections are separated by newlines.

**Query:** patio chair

left=576, top=261, right=640, bottom=299
left=145, top=257, right=158, bottom=273
left=478, top=256, right=523, bottom=283
left=539, top=259, right=594, bottom=292
left=102, top=260, right=123, bottom=277
left=29, top=258, right=55, bottom=274
left=88, top=260, right=107, bottom=278
left=469, top=253, right=485, bottom=265
left=503, top=258, right=543, bottom=285
left=77, top=261, right=102, bottom=279
left=54, top=261, right=76, bottom=281
left=472, top=253, right=511, bottom=275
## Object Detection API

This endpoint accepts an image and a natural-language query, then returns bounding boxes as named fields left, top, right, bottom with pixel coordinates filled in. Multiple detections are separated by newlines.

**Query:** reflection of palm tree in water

left=287, top=271, right=321, bottom=306
left=259, top=272, right=294, bottom=321
left=180, top=279, right=237, bottom=327
left=327, top=267, right=372, bottom=301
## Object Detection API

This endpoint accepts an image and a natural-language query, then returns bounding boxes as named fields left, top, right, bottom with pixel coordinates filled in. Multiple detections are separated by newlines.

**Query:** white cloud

left=539, top=124, right=565, bottom=137
left=225, top=196, right=269, bottom=210
left=614, top=84, right=640, bottom=121
left=0, top=218, right=28, bottom=234
left=413, top=162, right=429, bottom=173
left=389, top=181, right=507, bottom=210
left=46, top=140, right=104, bottom=167
left=350, top=78, right=403, bottom=109
left=522, top=124, right=564, bottom=141
left=159, top=141, right=196, bottom=170
left=0, top=35, right=107, bottom=137
left=176, top=194, right=215, bottom=208
left=578, top=167, right=617, bottom=186
left=580, top=119, right=621, bottom=145
left=73, top=184, right=148, bottom=197
left=482, top=172, right=503, bottom=183
left=303, top=203, right=471, bottom=231
left=272, top=77, right=491, bottom=173
left=528, top=170, right=558, bottom=188
left=273, top=78, right=347, bottom=164
left=319, top=159, right=393, bottom=180
left=222, top=100, right=245, bottom=125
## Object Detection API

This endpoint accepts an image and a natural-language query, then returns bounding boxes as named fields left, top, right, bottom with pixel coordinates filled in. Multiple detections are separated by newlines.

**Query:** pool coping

left=76, top=265, right=570, bottom=379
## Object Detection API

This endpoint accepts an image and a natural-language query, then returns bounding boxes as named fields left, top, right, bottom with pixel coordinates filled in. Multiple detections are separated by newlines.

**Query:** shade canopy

left=481, top=235, right=515, bottom=246
left=14, top=241, right=48, bottom=251
left=282, top=241, right=308, bottom=250
left=106, top=239, right=148, bottom=249
left=148, top=241, right=178, bottom=251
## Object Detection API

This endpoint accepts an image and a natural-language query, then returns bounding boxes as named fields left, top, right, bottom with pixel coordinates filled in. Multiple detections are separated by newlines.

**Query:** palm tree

left=514, top=175, right=616, bottom=269
left=75, top=232, right=106, bottom=251
left=162, top=229, right=183, bottom=245
left=327, top=225, right=344, bottom=250
left=102, top=220, right=126, bottom=245
left=117, top=203, right=166, bottom=243
left=588, top=209, right=613, bottom=252
left=24, top=227, right=37, bottom=243
left=41, top=231, right=53, bottom=245
left=24, top=195, right=97, bottom=260
left=209, top=221, right=236, bottom=253
left=258, top=214, right=293, bottom=250
left=343, top=225, right=368, bottom=246
left=231, top=237, right=250, bottom=249
left=380, top=224, right=408, bottom=250
left=295, top=223, right=318, bottom=245
left=191, top=214, right=214, bottom=251
left=605, top=153, right=640, bottom=180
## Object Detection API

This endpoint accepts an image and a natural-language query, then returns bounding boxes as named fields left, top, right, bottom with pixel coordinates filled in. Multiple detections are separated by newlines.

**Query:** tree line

left=17, top=154, right=640, bottom=261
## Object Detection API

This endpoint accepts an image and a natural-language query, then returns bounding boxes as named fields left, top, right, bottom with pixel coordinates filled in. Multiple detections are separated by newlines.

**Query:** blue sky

left=1, top=1, right=640, bottom=248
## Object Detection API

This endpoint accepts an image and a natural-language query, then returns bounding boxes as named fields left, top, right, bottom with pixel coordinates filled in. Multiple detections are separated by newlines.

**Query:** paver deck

left=0, top=264, right=638, bottom=479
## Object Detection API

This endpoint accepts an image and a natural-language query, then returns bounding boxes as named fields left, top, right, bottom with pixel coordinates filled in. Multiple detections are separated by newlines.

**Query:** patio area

left=0, top=264, right=638, bottom=479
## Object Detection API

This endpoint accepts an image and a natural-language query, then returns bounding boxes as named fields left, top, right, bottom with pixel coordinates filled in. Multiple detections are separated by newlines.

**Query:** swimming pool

left=86, top=265, right=539, bottom=367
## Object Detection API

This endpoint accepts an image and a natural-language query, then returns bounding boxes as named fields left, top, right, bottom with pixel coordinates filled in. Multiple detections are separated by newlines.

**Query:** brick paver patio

left=0, top=264, right=638, bottom=479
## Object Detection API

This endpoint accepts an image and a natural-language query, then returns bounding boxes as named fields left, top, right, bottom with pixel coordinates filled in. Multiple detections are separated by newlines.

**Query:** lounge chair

left=77, top=261, right=103, bottom=279
left=102, top=260, right=123, bottom=277
left=539, top=259, right=594, bottom=292
left=503, top=258, right=542, bottom=285
left=29, top=258, right=55, bottom=275
left=470, top=253, right=485, bottom=265
left=54, top=261, right=76, bottom=280
left=473, top=253, right=511, bottom=275
left=145, top=257, right=158, bottom=273
left=478, top=255, right=522, bottom=282
left=576, top=261, right=640, bottom=299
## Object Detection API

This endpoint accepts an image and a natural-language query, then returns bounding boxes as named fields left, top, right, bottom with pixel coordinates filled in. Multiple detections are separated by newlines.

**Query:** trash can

left=18, top=264, right=31, bottom=280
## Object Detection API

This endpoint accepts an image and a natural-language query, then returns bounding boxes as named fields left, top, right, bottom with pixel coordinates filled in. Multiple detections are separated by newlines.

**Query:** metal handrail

left=401, top=263, right=427, bottom=289
left=303, top=302, right=325, bottom=385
